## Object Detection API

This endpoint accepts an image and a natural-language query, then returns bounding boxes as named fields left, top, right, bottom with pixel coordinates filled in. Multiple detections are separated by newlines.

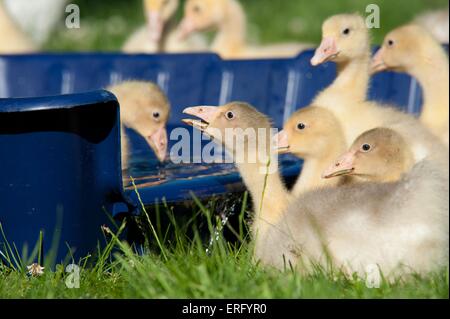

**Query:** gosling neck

left=376, top=149, right=414, bottom=183
left=120, top=125, right=130, bottom=169
left=409, top=51, right=449, bottom=129
left=160, top=13, right=178, bottom=51
left=292, top=141, right=347, bottom=196
left=119, top=108, right=134, bottom=129
left=212, top=0, right=247, bottom=58
left=235, top=150, right=290, bottom=228
left=330, top=52, right=371, bottom=103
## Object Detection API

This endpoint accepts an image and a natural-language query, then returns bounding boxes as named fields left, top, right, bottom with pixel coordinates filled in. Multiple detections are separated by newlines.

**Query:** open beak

left=182, top=106, right=219, bottom=132
left=178, top=17, right=195, bottom=40
left=148, top=125, right=168, bottom=162
left=322, top=150, right=356, bottom=179
left=147, top=11, right=164, bottom=42
left=311, top=37, right=339, bottom=66
left=371, top=47, right=388, bottom=74
left=182, top=106, right=219, bottom=138
left=273, top=130, right=290, bottom=154
left=181, top=118, right=209, bottom=131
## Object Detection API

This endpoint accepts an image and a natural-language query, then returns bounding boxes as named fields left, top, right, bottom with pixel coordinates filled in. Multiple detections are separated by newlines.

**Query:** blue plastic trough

left=0, top=51, right=425, bottom=263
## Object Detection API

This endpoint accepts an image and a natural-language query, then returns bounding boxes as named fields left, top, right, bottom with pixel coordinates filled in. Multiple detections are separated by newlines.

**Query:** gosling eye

left=296, top=123, right=306, bottom=130
left=152, top=111, right=160, bottom=119
left=361, top=143, right=372, bottom=152
left=225, top=111, right=235, bottom=120
left=342, top=28, right=351, bottom=36
left=387, top=39, right=395, bottom=47
left=193, top=5, right=201, bottom=13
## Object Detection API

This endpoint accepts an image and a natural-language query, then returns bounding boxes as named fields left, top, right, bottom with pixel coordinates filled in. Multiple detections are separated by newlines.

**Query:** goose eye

left=361, top=143, right=371, bottom=152
left=225, top=111, right=235, bottom=120
left=387, top=39, right=395, bottom=47
left=297, top=123, right=306, bottom=130
left=193, top=5, right=201, bottom=13
left=153, top=111, right=160, bottom=119
left=342, top=28, right=351, bottom=35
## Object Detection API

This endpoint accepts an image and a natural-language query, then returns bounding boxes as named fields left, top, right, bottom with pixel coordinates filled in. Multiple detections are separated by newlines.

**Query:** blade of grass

left=130, top=176, right=168, bottom=261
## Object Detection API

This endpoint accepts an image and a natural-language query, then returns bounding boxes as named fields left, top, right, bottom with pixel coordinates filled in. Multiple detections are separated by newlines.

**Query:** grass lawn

left=44, top=0, right=449, bottom=51
left=1, top=251, right=448, bottom=299
left=1, top=194, right=448, bottom=299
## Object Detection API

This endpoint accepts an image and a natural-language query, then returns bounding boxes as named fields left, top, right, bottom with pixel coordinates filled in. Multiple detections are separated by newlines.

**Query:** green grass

left=44, top=0, right=449, bottom=51
left=1, top=193, right=448, bottom=299
left=1, top=248, right=448, bottom=299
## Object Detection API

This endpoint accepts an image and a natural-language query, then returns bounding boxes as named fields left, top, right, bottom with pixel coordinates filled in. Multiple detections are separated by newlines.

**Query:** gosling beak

left=322, top=151, right=356, bottom=179
left=149, top=125, right=168, bottom=162
left=273, top=130, right=290, bottom=154
left=178, top=17, right=195, bottom=40
left=182, top=106, right=219, bottom=132
left=311, top=37, right=339, bottom=66
left=147, top=11, right=164, bottom=42
left=371, top=48, right=388, bottom=74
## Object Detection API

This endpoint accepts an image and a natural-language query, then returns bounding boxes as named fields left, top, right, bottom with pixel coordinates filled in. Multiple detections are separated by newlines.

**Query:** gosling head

left=322, top=128, right=414, bottom=182
left=178, top=0, right=227, bottom=39
left=274, top=106, right=344, bottom=159
left=144, top=0, right=179, bottom=42
left=371, top=24, right=438, bottom=74
left=108, top=81, right=170, bottom=162
left=182, top=102, right=274, bottom=161
left=311, top=13, right=370, bottom=66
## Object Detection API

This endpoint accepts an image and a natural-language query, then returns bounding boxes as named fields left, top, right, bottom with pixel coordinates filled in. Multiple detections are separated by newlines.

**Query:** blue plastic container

left=0, top=91, right=128, bottom=264
left=0, top=51, right=426, bottom=262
